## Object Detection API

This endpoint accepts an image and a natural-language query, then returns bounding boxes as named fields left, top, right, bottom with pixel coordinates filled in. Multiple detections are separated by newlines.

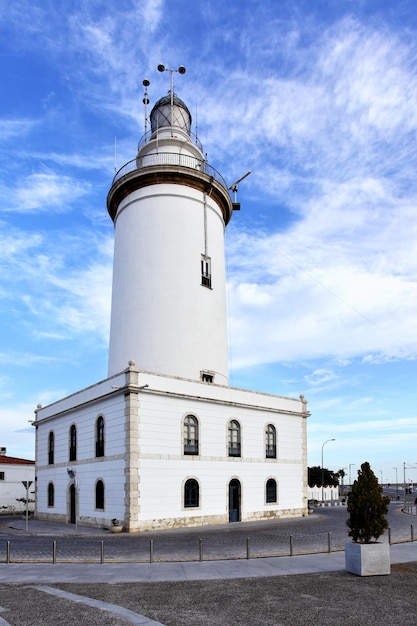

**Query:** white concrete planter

left=345, top=541, right=391, bottom=576
left=110, top=525, right=123, bottom=533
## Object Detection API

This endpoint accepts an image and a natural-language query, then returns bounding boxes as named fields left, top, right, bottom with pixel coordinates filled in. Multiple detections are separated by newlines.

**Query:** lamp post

left=321, top=439, right=336, bottom=502
left=393, top=467, right=398, bottom=498
left=379, top=470, right=383, bottom=486
left=403, top=462, right=417, bottom=512
left=349, top=463, right=355, bottom=487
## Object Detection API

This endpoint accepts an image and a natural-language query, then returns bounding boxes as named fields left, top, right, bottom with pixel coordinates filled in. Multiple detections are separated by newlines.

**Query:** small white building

left=0, top=448, right=35, bottom=514
left=34, top=72, right=310, bottom=531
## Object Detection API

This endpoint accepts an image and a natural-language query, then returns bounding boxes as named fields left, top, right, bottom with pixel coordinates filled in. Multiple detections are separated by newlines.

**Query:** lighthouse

left=34, top=67, right=309, bottom=532
left=107, top=72, right=232, bottom=384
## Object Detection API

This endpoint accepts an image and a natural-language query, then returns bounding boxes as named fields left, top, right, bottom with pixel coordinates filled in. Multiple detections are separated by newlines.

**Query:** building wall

left=0, top=462, right=35, bottom=513
left=35, top=367, right=308, bottom=530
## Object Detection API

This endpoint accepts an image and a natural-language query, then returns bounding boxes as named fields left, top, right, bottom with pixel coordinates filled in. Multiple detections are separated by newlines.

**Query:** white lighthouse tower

left=34, top=67, right=309, bottom=532
left=107, top=70, right=232, bottom=384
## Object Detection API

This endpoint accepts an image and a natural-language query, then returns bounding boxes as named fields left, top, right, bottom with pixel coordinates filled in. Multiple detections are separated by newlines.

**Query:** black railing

left=228, top=444, right=241, bottom=457
left=184, top=441, right=199, bottom=455
left=266, top=446, right=276, bottom=459
left=112, top=152, right=229, bottom=192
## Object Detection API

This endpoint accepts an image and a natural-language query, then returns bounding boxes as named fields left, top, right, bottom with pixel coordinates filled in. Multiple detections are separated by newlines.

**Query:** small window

left=184, top=415, right=199, bottom=455
left=184, top=478, right=199, bottom=507
left=95, top=479, right=104, bottom=510
left=48, top=431, right=54, bottom=465
left=96, top=416, right=105, bottom=458
left=48, top=482, right=54, bottom=507
left=228, top=420, right=241, bottom=457
left=69, top=424, right=77, bottom=462
left=200, top=370, right=214, bottom=383
left=201, top=255, right=212, bottom=288
left=0, top=472, right=4, bottom=481
left=266, top=478, right=277, bottom=503
left=266, top=424, right=276, bottom=459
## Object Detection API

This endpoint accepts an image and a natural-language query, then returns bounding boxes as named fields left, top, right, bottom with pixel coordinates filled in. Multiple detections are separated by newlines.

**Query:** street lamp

left=379, top=470, right=383, bottom=486
left=403, top=462, right=417, bottom=512
left=349, top=463, right=356, bottom=486
left=393, top=467, right=398, bottom=498
left=321, top=439, right=336, bottom=502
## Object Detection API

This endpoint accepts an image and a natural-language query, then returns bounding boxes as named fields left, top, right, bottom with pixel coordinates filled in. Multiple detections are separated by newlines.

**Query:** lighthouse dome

left=150, top=93, right=192, bottom=135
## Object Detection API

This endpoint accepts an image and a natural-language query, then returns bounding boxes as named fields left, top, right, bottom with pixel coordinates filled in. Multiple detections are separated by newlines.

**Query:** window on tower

left=201, top=255, right=212, bottom=288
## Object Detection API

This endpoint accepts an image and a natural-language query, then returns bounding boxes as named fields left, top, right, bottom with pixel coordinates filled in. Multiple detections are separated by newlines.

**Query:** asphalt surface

left=0, top=504, right=417, bottom=625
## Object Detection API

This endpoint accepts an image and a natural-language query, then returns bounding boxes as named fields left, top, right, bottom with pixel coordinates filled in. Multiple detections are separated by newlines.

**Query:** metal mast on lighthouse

left=107, top=66, right=233, bottom=384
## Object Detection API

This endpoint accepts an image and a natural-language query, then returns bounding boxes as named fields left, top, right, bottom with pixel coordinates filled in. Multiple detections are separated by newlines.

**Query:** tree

left=308, top=466, right=339, bottom=488
left=338, top=468, right=346, bottom=485
left=346, top=462, right=390, bottom=543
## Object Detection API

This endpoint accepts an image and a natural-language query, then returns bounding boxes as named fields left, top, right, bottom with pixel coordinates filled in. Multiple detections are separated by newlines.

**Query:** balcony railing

left=112, top=152, right=229, bottom=192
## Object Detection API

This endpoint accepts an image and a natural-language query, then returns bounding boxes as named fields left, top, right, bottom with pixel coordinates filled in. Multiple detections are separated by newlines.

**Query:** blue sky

left=1, top=0, right=417, bottom=485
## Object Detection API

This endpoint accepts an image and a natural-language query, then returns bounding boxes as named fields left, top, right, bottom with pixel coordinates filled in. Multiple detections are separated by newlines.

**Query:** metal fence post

left=388, top=527, right=391, bottom=545
left=411, top=524, right=414, bottom=542
left=246, top=537, right=250, bottom=560
left=100, top=541, right=104, bottom=564
left=290, top=535, right=294, bottom=556
left=52, top=540, right=56, bottom=564
left=327, top=532, right=332, bottom=553
left=149, top=539, right=154, bottom=563
left=6, top=541, right=10, bottom=564
left=199, top=538, right=203, bottom=562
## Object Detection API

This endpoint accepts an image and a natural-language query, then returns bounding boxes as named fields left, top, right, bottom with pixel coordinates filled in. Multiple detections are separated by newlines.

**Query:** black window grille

left=201, top=257, right=212, bottom=288
left=184, top=478, right=199, bottom=507
left=266, top=478, right=277, bottom=503
left=228, top=420, right=241, bottom=457
left=48, top=431, right=54, bottom=465
left=69, top=425, right=77, bottom=462
left=96, top=480, right=104, bottom=510
left=48, top=482, right=54, bottom=507
left=184, top=415, right=199, bottom=455
left=96, top=416, right=105, bottom=457
left=266, top=424, right=276, bottom=459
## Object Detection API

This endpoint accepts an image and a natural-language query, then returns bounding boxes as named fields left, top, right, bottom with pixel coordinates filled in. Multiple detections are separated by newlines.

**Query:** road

left=0, top=501, right=415, bottom=563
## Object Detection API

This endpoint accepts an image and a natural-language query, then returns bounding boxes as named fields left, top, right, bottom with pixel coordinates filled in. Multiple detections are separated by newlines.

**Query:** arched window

left=96, top=416, right=105, bottom=457
left=228, top=420, right=241, bottom=457
left=266, top=424, right=276, bottom=459
left=266, top=478, right=277, bottom=503
left=48, top=482, right=54, bottom=507
left=184, top=478, right=199, bottom=508
left=69, top=424, right=77, bottom=461
left=48, top=431, right=54, bottom=465
left=183, top=415, right=199, bottom=455
left=95, top=479, right=104, bottom=510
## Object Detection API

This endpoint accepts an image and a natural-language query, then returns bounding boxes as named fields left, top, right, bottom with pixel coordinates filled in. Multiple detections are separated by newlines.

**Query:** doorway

left=228, top=479, right=241, bottom=522
left=69, top=483, right=76, bottom=524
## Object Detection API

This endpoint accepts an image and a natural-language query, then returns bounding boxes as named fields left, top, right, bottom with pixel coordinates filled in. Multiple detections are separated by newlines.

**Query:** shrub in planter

left=345, top=462, right=391, bottom=576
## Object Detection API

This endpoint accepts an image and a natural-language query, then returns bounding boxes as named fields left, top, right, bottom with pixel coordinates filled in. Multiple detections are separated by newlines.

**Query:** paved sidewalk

left=2, top=519, right=417, bottom=625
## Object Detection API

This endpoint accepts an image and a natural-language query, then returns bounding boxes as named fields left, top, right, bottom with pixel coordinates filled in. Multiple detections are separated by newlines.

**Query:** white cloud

left=0, top=173, right=90, bottom=213
left=0, top=118, right=37, bottom=140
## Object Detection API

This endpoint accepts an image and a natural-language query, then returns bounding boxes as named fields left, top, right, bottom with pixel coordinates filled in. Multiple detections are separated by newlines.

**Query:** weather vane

left=141, top=65, right=186, bottom=136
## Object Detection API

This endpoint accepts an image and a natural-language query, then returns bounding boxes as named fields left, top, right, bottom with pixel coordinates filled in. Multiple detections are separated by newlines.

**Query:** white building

left=35, top=73, right=309, bottom=531
left=0, top=448, right=35, bottom=514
